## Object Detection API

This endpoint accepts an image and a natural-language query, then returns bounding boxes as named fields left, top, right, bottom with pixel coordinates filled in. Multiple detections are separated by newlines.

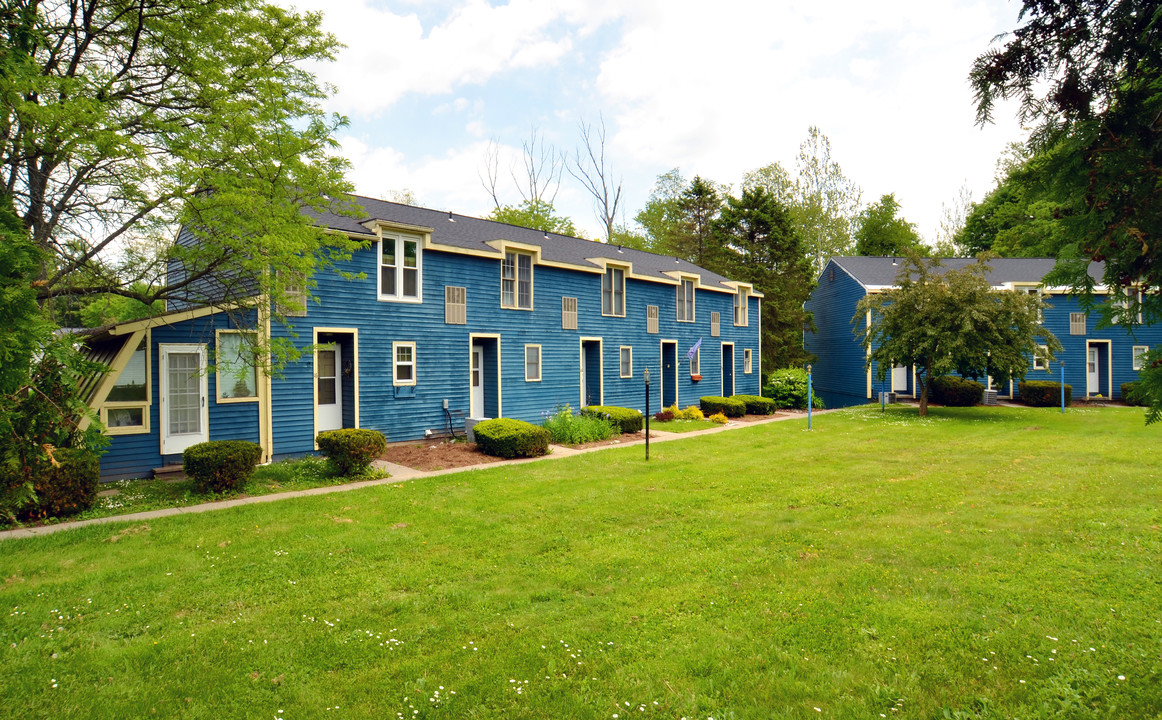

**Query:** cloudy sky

left=290, top=0, right=1027, bottom=243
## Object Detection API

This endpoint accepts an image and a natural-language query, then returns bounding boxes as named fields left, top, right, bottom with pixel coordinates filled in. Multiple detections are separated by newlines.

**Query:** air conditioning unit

left=982, top=389, right=998, bottom=406
left=879, top=391, right=897, bottom=404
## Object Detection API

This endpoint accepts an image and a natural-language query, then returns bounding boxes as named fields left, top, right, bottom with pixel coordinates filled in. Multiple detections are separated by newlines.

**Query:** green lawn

left=2, top=406, right=1160, bottom=719
left=649, top=418, right=722, bottom=432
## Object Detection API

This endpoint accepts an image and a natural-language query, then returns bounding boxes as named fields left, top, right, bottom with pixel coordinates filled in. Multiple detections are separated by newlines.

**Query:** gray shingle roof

left=830, top=256, right=1105, bottom=287
left=306, top=194, right=741, bottom=292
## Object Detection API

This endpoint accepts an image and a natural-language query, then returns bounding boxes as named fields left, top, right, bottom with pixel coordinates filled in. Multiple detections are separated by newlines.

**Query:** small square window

left=216, top=331, right=258, bottom=401
left=619, top=346, right=632, bottom=378
left=1033, top=344, right=1049, bottom=371
left=1069, top=312, right=1086, bottom=335
left=525, top=345, right=541, bottom=382
left=393, top=342, right=416, bottom=386
left=445, top=286, right=467, bottom=324
left=1133, top=345, right=1149, bottom=372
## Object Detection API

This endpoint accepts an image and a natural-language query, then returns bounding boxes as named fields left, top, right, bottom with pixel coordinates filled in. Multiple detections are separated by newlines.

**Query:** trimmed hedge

left=183, top=440, right=263, bottom=493
left=700, top=396, right=745, bottom=418
left=316, top=428, right=387, bottom=476
left=1019, top=380, right=1072, bottom=407
left=19, top=447, right=100, bottom=521
left=580, top=405, right=643, bottom=434
left=930, top=376, right=984, bottom=407
left=1122, top=382, right=1147, bottom=406
left=730, top=394, right=777, bottom=415
left=473, top=418, right=551, bottom=458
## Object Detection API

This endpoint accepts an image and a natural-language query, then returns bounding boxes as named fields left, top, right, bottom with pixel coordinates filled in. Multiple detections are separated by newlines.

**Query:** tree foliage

left=488, top=199, right=578, bottom=237
left=857, top=255, right=1060, bottom=416
left=1, top=0, right=357, bottom=320
left=853, top=193, right=926, bottom=257
left=970, top=0, right=1162, bottom=421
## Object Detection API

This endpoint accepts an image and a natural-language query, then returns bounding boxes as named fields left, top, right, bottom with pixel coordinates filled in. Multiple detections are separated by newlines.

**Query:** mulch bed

left=378, top=441, right=504, bottom=472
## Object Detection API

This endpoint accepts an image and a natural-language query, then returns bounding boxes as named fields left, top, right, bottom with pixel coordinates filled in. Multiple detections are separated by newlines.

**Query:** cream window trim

left=502, top=250, right=535, bottom=310
left=1133, top=345, right=1149, bottom=371
left=392, top=341, right=417, bottom=386
left=100, top=329, right=152, bottom=434
left=525, top=344, right=542, bottom=382
left=378, top=231, right=423, bottom=303
left=744, top=349, right=753, bottom=374
left=619, top=346, right=633, bottom=378
left=214, top=330, right=260, bottom=404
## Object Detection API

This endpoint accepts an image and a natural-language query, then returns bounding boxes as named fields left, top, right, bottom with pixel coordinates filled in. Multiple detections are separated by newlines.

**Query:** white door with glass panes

left=1087, top=346, right=1099, bottom=395
left=471, top=346, right=485, bottom=418
left=317, top=344, right=342, bottom=432
left=160, top=344, right=208, bottom=455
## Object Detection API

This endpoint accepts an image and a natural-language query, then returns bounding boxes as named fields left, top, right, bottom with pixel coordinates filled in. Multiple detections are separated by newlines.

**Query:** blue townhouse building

left=82, top=196, right=763, bottom=480
left=805, top=256, right=1159, bottom=409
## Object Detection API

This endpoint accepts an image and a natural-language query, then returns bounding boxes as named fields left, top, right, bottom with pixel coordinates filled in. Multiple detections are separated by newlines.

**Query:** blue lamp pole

left=1060, top=359, right=1066, bottom=414
left=807, top=363, right=813, bottom=430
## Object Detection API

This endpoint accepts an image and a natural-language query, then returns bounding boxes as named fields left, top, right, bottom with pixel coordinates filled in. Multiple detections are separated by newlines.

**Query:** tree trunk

left=917, top=374, right=930, bottom=416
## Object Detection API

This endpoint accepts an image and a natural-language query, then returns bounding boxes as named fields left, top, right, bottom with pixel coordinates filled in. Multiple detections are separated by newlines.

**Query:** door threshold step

left=153, top=464, right=187, bottom=482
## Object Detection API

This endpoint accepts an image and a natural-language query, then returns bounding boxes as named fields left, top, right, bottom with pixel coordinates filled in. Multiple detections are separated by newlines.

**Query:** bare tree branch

left=568, top=115, right=622, bottom=243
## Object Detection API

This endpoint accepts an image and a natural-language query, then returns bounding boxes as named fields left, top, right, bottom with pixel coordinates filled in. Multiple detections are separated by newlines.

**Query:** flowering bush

left=708, top=412, right=728, bottom=425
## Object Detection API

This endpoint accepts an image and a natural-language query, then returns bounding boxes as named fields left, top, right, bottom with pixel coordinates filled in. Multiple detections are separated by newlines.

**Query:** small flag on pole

left=684, top=337, right=703, bottom=361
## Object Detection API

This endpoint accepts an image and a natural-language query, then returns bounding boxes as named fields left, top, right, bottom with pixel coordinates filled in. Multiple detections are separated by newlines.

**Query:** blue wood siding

left=268, top=245, right=762, bottom=455
left=100, top=312, right=261, bottom=480
left=804, top=261, right=871, bottom=408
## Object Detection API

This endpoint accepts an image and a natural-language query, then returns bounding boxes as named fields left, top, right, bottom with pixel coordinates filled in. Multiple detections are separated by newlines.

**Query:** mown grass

left=649, top=418, right=720, bottom=433
left=1, top=405, right=1160, bottom=719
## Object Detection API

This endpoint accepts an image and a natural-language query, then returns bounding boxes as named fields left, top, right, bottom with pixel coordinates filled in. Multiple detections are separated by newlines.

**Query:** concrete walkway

left=1, top=409, right=837, bottom=540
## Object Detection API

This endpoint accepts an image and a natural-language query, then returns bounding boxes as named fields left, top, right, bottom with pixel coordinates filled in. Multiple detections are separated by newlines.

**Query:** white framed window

left=734, top=287, right=749, bottom=326
left=1113, top=288, right=1144, bottom=324
left=1069, top=312, right=1086, bottom=335
left=215, top=330, right=258, bottom=402
left=525, top=344, right=542, bottom=382
left=101, top=332, right=151, bottom=434
left=445, top=286, right=467, bottom=324
left=646, top=305, right=659, bottom=334
left=379, top=232, right=421, bottom=302
left=619, top=346, right=632, bottom=378
left=744, top=349, right=752, bottom=374
left=279, top=273, right=307, bottom=318
left=1133, top=345, right=1149, bottom=371
left=710, top=311, right=720, bottom=337
left=602, top=266, right=625, bottom=317
left=690, top=347, right=700, bottom=376
left=677, top=277, right=695, bottom=322
left=502, top=251, right=533, bottom=309
left=393, top=342, right=416, bottom=386
left=1020, top=287, right=1043, bottom=323
left=1033, top=344, right=1049, bottom=371
left=562, top=297, right=577, bottom=330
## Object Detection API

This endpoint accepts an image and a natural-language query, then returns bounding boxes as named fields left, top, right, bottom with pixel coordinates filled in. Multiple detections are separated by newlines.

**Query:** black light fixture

left=891, top=257, right=898, bottom=266
left=448, top=211, right=455, bottom=222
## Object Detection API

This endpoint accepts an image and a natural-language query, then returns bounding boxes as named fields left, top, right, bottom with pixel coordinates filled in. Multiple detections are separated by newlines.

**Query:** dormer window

left=677, top=277, right=695, bottom=322
left=502, top=251, right=533, bottom=309
left=734, top=287, right=749, bottom=326
left=602, top=265, right=625, bottom=317
left=379, top=231, right=421, bottom=302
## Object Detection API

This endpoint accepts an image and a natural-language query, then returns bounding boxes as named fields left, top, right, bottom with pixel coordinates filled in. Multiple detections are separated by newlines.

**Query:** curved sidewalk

left=1, top=409, right=835, bottom=540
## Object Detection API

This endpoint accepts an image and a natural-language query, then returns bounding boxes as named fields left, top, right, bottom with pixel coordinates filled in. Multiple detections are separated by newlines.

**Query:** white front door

left=892, top=364, right=909, bottom=393
left=470, top=346, right=484, bottom=418
left=1087, top=346, right=1099, bottom=395
left=317, top=344, right=342, bottom=432
left=160, top=344, right=208, bottom=455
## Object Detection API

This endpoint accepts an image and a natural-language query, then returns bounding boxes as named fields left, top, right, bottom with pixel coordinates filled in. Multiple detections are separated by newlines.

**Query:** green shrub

left=580, top=406, right=643, bottom=434
left=762, top=368, right=825, bottom=409
left=316, top=429, right=387, bottom=477
left=542, top=404, right=616, bottom=445
left=1121, top=382, right=1147, bottom=406
left=18, top=447, right=100, bottom=521
left=1019, top=380, right=1072, bottom=407
left=708, top=412, right=728, bottom=425
left=473, top=418, right=551, bottom=458
left=730, top=394, right=777, bottom=415
left=700, top=396, right=745, bottom=417
left=930, top=376, right=984, bottom=407
left=183, top=440, right=263, bottom=494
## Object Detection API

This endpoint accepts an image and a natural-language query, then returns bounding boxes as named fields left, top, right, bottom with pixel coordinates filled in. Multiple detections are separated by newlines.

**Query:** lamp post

left=644, top=367, right=651, bottom=460
left=806, top=363, right=813, bottom=430
left=1060, top=359, right=1066, bottom=414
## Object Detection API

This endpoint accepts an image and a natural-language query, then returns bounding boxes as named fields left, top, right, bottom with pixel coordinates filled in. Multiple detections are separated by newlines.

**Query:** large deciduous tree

left=857, top=255, right=1060, bottom=416
left=853, top=193, right=926, bottom=257
left=1, top=0, right=357, bottom=320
